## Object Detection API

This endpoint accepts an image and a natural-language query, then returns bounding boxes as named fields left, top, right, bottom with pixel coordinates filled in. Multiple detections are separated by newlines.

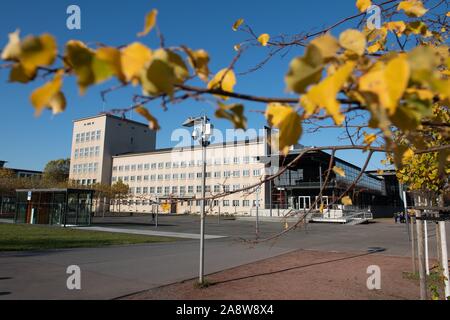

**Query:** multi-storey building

left=69, top=114, right=392, bottom=217
left=69, top=114, right=156, bottom=186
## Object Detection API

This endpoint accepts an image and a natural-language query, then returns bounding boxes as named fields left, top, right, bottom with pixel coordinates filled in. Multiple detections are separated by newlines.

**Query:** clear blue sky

left=0, top=0, right=387, bottom=171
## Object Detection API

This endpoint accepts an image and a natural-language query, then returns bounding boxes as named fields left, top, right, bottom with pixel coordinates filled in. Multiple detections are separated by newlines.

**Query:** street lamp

left=183, top=115, right=213, bottom=284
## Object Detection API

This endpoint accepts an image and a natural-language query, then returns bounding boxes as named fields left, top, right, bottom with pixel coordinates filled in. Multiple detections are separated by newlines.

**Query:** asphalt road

left=1, top=215, right=448, bottom=300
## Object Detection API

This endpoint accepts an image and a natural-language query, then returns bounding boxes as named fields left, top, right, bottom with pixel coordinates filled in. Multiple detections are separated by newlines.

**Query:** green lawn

left=0, top=223, right=177, bottom=251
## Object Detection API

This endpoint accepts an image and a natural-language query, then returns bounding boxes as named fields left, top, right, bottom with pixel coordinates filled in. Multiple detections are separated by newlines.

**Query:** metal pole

left=424, top=220, right=430, bottom=275
left=218, top=205, right=220, bottom=224
left=416, top=210, right=428, bottom=300
left=256, top=188, right=260, bottom=239
left=439, top=221, right=450, bottom=299
left=199, top=116, right=207, bottom=284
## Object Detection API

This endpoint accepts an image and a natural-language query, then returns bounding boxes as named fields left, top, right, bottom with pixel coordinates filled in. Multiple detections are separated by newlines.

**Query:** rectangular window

left=93, top=163, right=98, bottom=173
left=91, top=131, right=96, bottom=141
left=86, top=133, right=90, bottom=142
left=243, top=156, right=250, bottom=164
left=143, top=175, right=149, bottom=181
left=243, top=170, right=250, bottom=177
left=223, top=185, right=230, bottom=192
left=124, top=176, right=129, bottom=182
left=74, top=149, right=79, bottom=159
left=125, top=165, right=130, bottom=172
left=164, top=187, right=170, bottom=195
left=205, top=185, right=211, bottom=193
left=130, top=176, right=136, bottom=182
left=165, top=174, right=171, bottom=181
left=157, top=174, right=163, bottom=181
left=84, top=148, right=89, bottom=157
left=150, top=175, right=156, bottom=181
left=172, top=174, right=179, bottom=180
left=144, top=163, right=150, bottom=170
left=150, top=187, right=155, bottom=194
left=118, top=166, right=124, bottom=172
left=232, top=184, right=240, bottom=191
left=95, top=146, right=100, bottom=157
left=157, top=187, right=162, bottom=194
left=172, top=162, right=179, bottom=168
left=197, top=172, right=202, bottom=179
left=233, top=171, right=240, bottom=178
left=143, top=187, right=148, bottom=194
left=137, top=164, right=143, bottom=171
left=180, top=161, right=187, bottom=168
left=196, top=185, right=202, bottom=193
left=233, top=200, right=240, bottom=207
left=214, top=185, right=221, bottom=193
left=214, top=158, right=221, bottom=165
left=131, top=165, right=136, bottom=171
left=96, top=130, right=101, bottom=140
left=172, top=186, right=178, bottom=194
left=188, top=186, right=194, bottom=194
left=180, top=173, right=186, bottom=180
left=136, top=187, right=142, bottom=194
left=243, top=200, right=250, bottom=207
left=112, top=166, right=117, bottom=172
left=223, top=158, right=230, bottom=165
left=158, top=163, right=164, bottom=169
left=214, top=172, right=221, bottom=178
left=165, top=162, right=171, bottom=169
left=253, top=169, right=261, bottom=177
left=180, top=186, right=186, bottom=195
left=223, top=200, right=230, bottom=207
left=151, top=163, right=157, bottom=169
left=233, top=157, right=240, bottom=164
left=89, top=147, right=95, bottom=157
left=76, top=133, right=80, bottom=143
left=224, top=171, right=231, bottom=178
left=80, top=132, right=85, bottom=142
left=188, top=173, right=195, bottom=180
left=137, top=176, right=142, bottom=182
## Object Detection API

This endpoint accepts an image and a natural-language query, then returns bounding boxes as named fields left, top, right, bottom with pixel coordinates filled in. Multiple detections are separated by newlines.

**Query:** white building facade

left=69, top=114, right=271, bottom=215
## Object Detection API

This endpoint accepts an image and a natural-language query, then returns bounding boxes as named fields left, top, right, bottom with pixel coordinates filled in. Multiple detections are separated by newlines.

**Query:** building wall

left=111, top=140, right=267, bottom=215
left=69, top=114, right=156, bottom=186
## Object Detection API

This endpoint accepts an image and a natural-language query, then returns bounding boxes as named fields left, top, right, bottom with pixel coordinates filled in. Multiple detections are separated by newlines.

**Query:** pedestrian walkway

left=75, top=226, right=227, bottom=240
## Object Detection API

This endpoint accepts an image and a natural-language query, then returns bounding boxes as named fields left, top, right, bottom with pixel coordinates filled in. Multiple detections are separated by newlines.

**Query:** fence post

left=416, top=210, right=428, bottom=300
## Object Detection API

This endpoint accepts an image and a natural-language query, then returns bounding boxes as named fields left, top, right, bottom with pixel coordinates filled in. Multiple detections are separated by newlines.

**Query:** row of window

left=112, top=169, right=262, bottom=183
left=75, top=130, right=102, bottom=143
left=127, top=184, right=256, bottom=195
left=74, top=146, right=101, bottom=159
left=74, top=179, right=97, bottom=185
left=72, top=163, right=99, bottom=174
left=115, top=199, right=259, bottom=207
left=112, top=156, right=259, bottom=172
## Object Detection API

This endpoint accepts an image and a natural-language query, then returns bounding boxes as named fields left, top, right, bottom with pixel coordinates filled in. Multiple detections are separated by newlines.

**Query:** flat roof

left=113, top=138, right=264, bottom=158
left=73, top=113, right=150, bottom=128
left=16, top=188, right=94, bottom=193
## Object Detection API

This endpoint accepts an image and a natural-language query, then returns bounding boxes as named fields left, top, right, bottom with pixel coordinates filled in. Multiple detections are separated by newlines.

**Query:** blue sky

left=0, top=0, right=388, bottom=171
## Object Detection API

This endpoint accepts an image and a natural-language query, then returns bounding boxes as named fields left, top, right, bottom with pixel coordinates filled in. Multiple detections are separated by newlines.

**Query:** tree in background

left=42, top=158, right=70, bottom=185
left=111, top=180, right=130, bottom=213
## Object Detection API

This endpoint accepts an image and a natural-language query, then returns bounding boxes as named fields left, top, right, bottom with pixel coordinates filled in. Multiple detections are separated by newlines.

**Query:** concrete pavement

left=1, top=216, right=449, bottom=300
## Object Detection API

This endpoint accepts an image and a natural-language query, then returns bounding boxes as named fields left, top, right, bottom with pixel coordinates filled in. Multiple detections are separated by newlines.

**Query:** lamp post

left=183, top=115, right=213, bottom=284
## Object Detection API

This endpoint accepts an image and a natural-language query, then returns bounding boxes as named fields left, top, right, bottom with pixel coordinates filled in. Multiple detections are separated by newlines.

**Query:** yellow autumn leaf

left=47, top=92, right=67, bottom=115
left=310, top=33, right=339, bottom=60
left=137, top=9, right=158, bottom=37
left=447, top=11, right=450, bottom=17
left=356, top=0, right=372, bottom=12
left=20, top=33, right=57, bottom=76
left=95, top=47, right=125, bottom=82
left=140, top=58, right=176, bottom=97
left=30, top=71, right=65, bottom=116
left=65, top=40, right=96, bottom=94
left=232, top=18, right=244, bottom=31
left=9, top=63, right=33, bottom=83
left=1, top=29, right=21, bottom=61
left=257, top=33, right=270, bottom=46
left=215, top=102, right=247, bottom=130
left=339, top=29, right=367, bottom=56
left=359, top=55, right=410, bottom=115
left=303, top=61, right=356, bottom=125
left=184, top=48, right=210, bottom=81
left=207, top=68, right=236, bottom=99
left=135, top=106, right=160, bottom=130
left=342, top=196, right=353, bottom=206
left=333, top=166, right=346, bottom=177
left=363, top=133, right=377, bottom=145
left=121, top=42, right=152, bottom=83
left=265, top=103, right=302, bottom=153
left=385, top=21, right=407, bottom=35
left=153, top=49, right=189, bottom=84
left=397, top=0, right=428, bottom=17
left=402, top=148, right=414, bottom=164
left=367, top=43, right=382, bottom=54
